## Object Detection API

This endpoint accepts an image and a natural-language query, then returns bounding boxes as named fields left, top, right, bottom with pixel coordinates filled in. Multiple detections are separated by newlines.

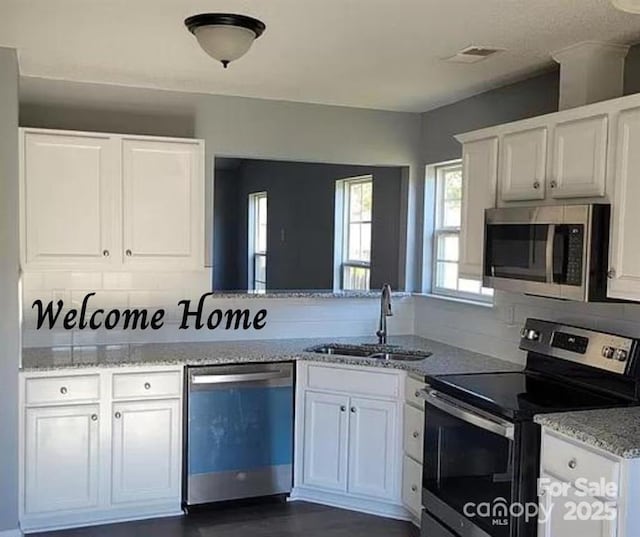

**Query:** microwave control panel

left=565, top=225, right=584, bottom=286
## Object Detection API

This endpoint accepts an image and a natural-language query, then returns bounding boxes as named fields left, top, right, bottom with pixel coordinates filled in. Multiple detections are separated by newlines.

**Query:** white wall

left=0, top=46, right=20, bottom=534
left=414, top=292, right=640, bottom=366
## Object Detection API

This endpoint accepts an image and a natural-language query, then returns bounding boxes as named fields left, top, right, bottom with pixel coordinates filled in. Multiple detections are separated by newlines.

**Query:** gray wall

left=0, top=47, right=20, bottom=533
left=214, top=159, right=403, bottom=291
left=19, top=76, right=423, bottom=291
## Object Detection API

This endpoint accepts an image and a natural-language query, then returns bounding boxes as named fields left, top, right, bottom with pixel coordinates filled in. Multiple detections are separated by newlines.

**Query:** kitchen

left=4, top=1, right=640, bottom=537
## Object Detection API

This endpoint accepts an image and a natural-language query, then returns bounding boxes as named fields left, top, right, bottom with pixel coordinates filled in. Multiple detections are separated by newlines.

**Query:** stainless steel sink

left=305, top=343, right=431, bottom=361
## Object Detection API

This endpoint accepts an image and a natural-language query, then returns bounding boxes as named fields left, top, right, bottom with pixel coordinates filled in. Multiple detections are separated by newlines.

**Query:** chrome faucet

left=376, top=284, right=393, bottom=344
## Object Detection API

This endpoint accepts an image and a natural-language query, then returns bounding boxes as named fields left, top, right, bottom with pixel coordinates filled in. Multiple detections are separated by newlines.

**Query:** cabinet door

left=538, top=474, right=617, bottom=537
left=24, top=404, right=100, bottom=514
left=403, top=403, right=424, bottom=463
left=550, top=115, right=608, bottom=199
left=302, top=391, right=349, bottom=492
left=459, top=137, right=498, bottom=279
left=402, top=455, right=422, bottom=518
left=500, top=127, right=547, bottom=201
left=122, top=138, right=204, bottom=269
left=608, top=107, right=640, bottom=301
left=111, top=399, right=181, bottom=505
left=348, top=397, right=398, bottom=500
left=21, top=131, right=117, bottom=268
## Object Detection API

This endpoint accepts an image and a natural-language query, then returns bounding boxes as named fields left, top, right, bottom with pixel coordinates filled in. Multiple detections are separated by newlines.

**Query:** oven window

left=424, top=403, right=514, bottom=537
left=485, top=224, right=549, bottom=282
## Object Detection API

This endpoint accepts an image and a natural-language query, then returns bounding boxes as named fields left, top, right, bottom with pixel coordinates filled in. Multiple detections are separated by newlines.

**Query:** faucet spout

left=376, top=284, right=393, bottom=345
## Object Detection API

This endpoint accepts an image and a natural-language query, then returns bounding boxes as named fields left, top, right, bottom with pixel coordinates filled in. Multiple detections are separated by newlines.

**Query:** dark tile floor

left=32, top=501, right=420, bottom=537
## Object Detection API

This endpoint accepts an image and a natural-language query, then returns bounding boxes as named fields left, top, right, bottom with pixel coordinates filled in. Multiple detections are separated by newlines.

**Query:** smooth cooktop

left=429, top=371, right=633, bottom=420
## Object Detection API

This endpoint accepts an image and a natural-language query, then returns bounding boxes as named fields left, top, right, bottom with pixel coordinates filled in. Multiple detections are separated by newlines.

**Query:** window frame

left=248, top=191, right=267, bottom=293
left=334, top=175, right=373, bottom=291
left=429, top=161, right=493, bottom=304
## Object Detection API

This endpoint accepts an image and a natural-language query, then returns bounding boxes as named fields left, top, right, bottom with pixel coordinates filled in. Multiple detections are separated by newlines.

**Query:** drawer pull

left=91, top=414, right=98, bottom=421
left=411, top=484, right=418, bottom=492
left=568, top=459, right=577, bottom=470
left=350, top=407, right=357, bottom=413
left=340, top=405, right=346, bottom=412
left=102, top=249, right=110, bottom=257
left=415, top=390, right=421, bottom=398
left=115, top=412, right=122, bottom=419
left=144, top=382, right=151, bottom=390
left=60, top=387, right=68, bottom=395
left=126, top=249, right=132, bottom=257
left=412, top=431, right=420, bottom=439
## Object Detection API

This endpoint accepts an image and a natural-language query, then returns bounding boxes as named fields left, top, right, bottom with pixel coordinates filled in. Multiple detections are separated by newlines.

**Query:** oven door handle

left=191, top=370, right=289, bottom=385
left=546, top=223, right=556, bottom=284
left=418, top=388, right=515, bottom=440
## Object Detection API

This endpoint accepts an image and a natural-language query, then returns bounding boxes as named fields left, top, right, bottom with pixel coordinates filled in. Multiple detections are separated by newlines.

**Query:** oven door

left=421, top=387, right=516, bottom=537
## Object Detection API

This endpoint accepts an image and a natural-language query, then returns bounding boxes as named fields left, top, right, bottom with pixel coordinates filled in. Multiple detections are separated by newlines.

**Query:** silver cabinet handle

left=60, top=386, right=68, bottom=395
left=91, top=414, right=98, bottom=421
left=412, top=431, right=420, bottom=439
left=533, top=181, right=541, bottom=189
left=115, top=412, right=122, bottom=419
left=550, top=180, right=557, bottom=189
left=125, top=249, right=132, bottom=257
left=144, top=382, right=151, bottom=390
left=350, top=407, right=357, bottom=413
left=411, top=485, right=418, bottom=492
left=103, top=249, right=110, bottom=257
left=608, top=269, right=616, bottom=279
left=415, top=390, right=421, bottom=398
left=340, top=405, right=346, bottom=412
left=568, top=459, right=577, bottom=469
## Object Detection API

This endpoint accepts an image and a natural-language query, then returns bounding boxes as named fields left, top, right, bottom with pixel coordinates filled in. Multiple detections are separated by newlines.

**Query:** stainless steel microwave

left=484, top=204, right=611, bottom=301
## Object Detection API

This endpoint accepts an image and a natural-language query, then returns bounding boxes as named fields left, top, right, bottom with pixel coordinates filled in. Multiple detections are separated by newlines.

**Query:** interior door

left=303, top=391, right=349, bottom=492
left=121, top=138, right=204, bottom=269
left=347, top=397, right=398, bottom=500
left=500, top=127, right=548, bottom=202
left=22, top=131, right=117, bottom=268
left=24, top=404, right=100, bottom=514
left=111, top=399, right=181, bottom=505
left=550, top=115, right=608, bottom=199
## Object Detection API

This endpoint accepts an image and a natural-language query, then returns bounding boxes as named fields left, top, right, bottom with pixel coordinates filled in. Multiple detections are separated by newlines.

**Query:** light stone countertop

left=21, top=335, right=522, bottom=379
left=535, top=407, right=640, bottom=459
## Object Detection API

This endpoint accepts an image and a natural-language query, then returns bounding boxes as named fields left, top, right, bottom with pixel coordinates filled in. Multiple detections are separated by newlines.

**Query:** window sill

left=414, top=292, right=494, bottom=309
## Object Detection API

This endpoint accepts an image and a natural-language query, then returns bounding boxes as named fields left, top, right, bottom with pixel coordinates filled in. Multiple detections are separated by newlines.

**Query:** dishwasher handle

left=191, top=370, right=291, bottom=385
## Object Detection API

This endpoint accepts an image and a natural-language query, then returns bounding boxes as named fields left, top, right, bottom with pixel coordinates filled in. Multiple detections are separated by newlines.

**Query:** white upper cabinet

left=20, top=128, right=205, bottom=271
left=499, top=127, right=547, bottom=202
left=21, top=131, right=118, bottom=268
left=458, top=137, right=497, bottom=279
left=122, top=139, right=204, bottom=269
left=550, top=115, right=608, bottom=199
left=608, top=106, right=640, bottom=301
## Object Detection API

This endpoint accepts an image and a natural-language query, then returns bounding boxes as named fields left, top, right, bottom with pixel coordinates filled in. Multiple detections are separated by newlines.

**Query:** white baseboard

left=290, top=486, right=410, bottom=521
left=0, top=529, right=24, bottom=537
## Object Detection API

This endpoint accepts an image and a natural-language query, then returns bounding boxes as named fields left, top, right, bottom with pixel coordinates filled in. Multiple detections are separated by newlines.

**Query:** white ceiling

left=2, top=0, right=640, bottom=112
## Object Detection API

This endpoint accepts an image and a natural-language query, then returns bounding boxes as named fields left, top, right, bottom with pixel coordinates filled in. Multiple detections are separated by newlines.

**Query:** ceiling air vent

left=445, top=46, right=504, bottom=64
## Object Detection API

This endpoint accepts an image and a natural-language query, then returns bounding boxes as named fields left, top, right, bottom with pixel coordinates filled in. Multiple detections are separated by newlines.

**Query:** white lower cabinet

left=537, top=428, right=640, bottom=537
left=111, top=399, right=182, bottom=504
left=24, top=404, right=100, bottom=515
left=20, top=367, right=183, bottom=532
left=294, top=363, right=404, bottom=519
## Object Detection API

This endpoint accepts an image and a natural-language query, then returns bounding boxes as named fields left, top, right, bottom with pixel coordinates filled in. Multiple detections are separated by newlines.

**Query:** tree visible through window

left=249, top=192, right=267, bottom=292
left=432, top=162, right=493, bottom=301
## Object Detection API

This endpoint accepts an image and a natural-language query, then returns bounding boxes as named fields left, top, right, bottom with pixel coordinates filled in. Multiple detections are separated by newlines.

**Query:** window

left=248, top=192, right=267, bottom=292
left=334, top=176, right=373, bottom=291
left=431, top=162, right=493, bottom=302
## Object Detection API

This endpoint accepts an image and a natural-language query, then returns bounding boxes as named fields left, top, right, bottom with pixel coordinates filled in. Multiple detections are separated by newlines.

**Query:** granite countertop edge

left=534, top=411, right=640, bottom=460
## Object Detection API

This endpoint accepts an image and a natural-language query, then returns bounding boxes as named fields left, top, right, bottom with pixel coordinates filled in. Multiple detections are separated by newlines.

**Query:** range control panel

left=520, top=319, right=636, bottom=375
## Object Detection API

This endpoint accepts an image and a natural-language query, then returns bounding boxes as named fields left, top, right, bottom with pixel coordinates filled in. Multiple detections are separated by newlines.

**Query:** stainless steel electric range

left=420, top=318, right=640, bottom=537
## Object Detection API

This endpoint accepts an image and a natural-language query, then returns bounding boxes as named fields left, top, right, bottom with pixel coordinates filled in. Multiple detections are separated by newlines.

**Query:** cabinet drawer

left=402, top=455, right=422, bottom=516
left=404, top=404, right=424, bottom=463
left=305, top=364, right=399, bottom=398
left=405, top=375, right=426, bottom=409
left=112, top=370, right=182, bottom=400
left=25, top=375, right=100, bottom=405
left=541, top=432, right=620, bottom=497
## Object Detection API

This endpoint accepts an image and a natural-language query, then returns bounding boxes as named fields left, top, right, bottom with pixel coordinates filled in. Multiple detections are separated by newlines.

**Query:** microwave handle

left=546, top=224, right=556, bottom=284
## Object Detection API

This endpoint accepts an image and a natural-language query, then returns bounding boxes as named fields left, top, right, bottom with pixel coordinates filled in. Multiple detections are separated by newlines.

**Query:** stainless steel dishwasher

left=184, top=362, right=294, bottom=507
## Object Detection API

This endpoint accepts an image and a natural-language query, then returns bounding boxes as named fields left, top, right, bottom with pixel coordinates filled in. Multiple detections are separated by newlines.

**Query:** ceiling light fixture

left=185, top=13, right=266, bottom=68
left=611, top=0, right=640, bottom=13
